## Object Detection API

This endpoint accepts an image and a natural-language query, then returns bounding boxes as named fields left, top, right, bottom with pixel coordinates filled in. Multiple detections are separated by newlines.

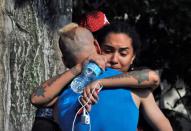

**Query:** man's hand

left=80, top=81, right=102, bottom=112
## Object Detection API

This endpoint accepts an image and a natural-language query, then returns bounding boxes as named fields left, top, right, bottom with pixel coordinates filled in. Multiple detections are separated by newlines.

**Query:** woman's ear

left=93, top=39, right=102, bottom=54
left=131, top=55, right=136, bottom=64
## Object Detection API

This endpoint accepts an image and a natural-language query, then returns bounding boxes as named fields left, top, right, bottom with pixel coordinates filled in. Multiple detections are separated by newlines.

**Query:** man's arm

left=100, top=69, right=160, bottom=90
left=139, top=90, right=173, bottom=131
left=30, top=64, right=82, bottom=107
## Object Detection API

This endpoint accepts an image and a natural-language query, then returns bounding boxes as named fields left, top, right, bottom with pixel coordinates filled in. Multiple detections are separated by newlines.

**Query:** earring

left=130, top=64, right=134, bottom=71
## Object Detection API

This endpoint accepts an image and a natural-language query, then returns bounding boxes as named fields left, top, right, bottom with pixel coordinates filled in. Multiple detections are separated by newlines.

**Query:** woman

left=80, top=21, right=173, bottom=131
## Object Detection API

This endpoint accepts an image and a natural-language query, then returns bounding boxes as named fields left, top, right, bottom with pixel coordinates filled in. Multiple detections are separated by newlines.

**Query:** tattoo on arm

left=33, top=74, right=62, bottom=97
left=34, top=86, right=45, bottom=97
left=109, top=69, right=150, bottom=85
left=128, top=70, right=150, bottom=85
left=70, top=66, right=80, bottom=75
left=46, top=74, right=62, bottom=86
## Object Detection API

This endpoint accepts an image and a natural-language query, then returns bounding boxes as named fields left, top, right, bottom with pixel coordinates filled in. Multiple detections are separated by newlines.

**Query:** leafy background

left=73, top=0, right=191, bottom=130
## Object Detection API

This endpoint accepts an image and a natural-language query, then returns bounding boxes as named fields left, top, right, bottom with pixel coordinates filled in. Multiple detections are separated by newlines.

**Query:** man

left=31, top=23, right=172, bottom=131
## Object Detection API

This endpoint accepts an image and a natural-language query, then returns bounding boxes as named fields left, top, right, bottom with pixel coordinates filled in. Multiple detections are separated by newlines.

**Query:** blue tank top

left=57, top=68, right=139, bottom=131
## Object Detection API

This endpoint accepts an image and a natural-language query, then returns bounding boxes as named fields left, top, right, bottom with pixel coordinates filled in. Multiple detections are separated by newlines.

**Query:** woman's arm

left=139, top=90, right=173, bottom=131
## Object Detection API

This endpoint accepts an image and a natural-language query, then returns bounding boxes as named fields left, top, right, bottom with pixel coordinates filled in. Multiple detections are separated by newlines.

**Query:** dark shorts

left=32, top=117, right=61, bottom=131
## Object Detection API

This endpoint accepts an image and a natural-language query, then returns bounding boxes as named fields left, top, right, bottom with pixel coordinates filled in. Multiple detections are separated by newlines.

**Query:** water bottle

left=70, top=61, right=102, bottom=94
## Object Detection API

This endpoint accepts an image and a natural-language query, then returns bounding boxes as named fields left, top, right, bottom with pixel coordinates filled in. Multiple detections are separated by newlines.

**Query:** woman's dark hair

left=93, top=21, right=142, bottom=56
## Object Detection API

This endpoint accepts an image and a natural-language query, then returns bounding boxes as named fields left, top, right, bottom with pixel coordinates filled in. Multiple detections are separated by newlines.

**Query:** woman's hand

left=86, top=53, right=110, bottom=71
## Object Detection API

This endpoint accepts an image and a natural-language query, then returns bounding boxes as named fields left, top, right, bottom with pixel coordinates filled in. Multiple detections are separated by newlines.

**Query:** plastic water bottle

left=70, top=61, right=102, bottom=94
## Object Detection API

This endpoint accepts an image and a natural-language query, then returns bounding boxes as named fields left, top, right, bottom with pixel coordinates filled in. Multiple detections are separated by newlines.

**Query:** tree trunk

left=0, top=0, right=72, bottom=130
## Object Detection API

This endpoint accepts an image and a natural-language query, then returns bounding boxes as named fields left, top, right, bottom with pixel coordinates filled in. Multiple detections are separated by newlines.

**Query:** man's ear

left=93, top=39, right=101, bottom=54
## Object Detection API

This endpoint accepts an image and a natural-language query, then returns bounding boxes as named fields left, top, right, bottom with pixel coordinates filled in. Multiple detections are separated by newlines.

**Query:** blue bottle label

left=85, top=62, right=102, bottom=76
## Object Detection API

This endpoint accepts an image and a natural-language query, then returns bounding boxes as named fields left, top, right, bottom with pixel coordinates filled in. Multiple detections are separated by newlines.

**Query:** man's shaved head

left=58, top=23, right=96, bottom=68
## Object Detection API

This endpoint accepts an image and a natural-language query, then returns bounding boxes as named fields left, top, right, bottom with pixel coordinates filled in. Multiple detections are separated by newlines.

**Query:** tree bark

left=0, top=0, right=72, bottom=130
